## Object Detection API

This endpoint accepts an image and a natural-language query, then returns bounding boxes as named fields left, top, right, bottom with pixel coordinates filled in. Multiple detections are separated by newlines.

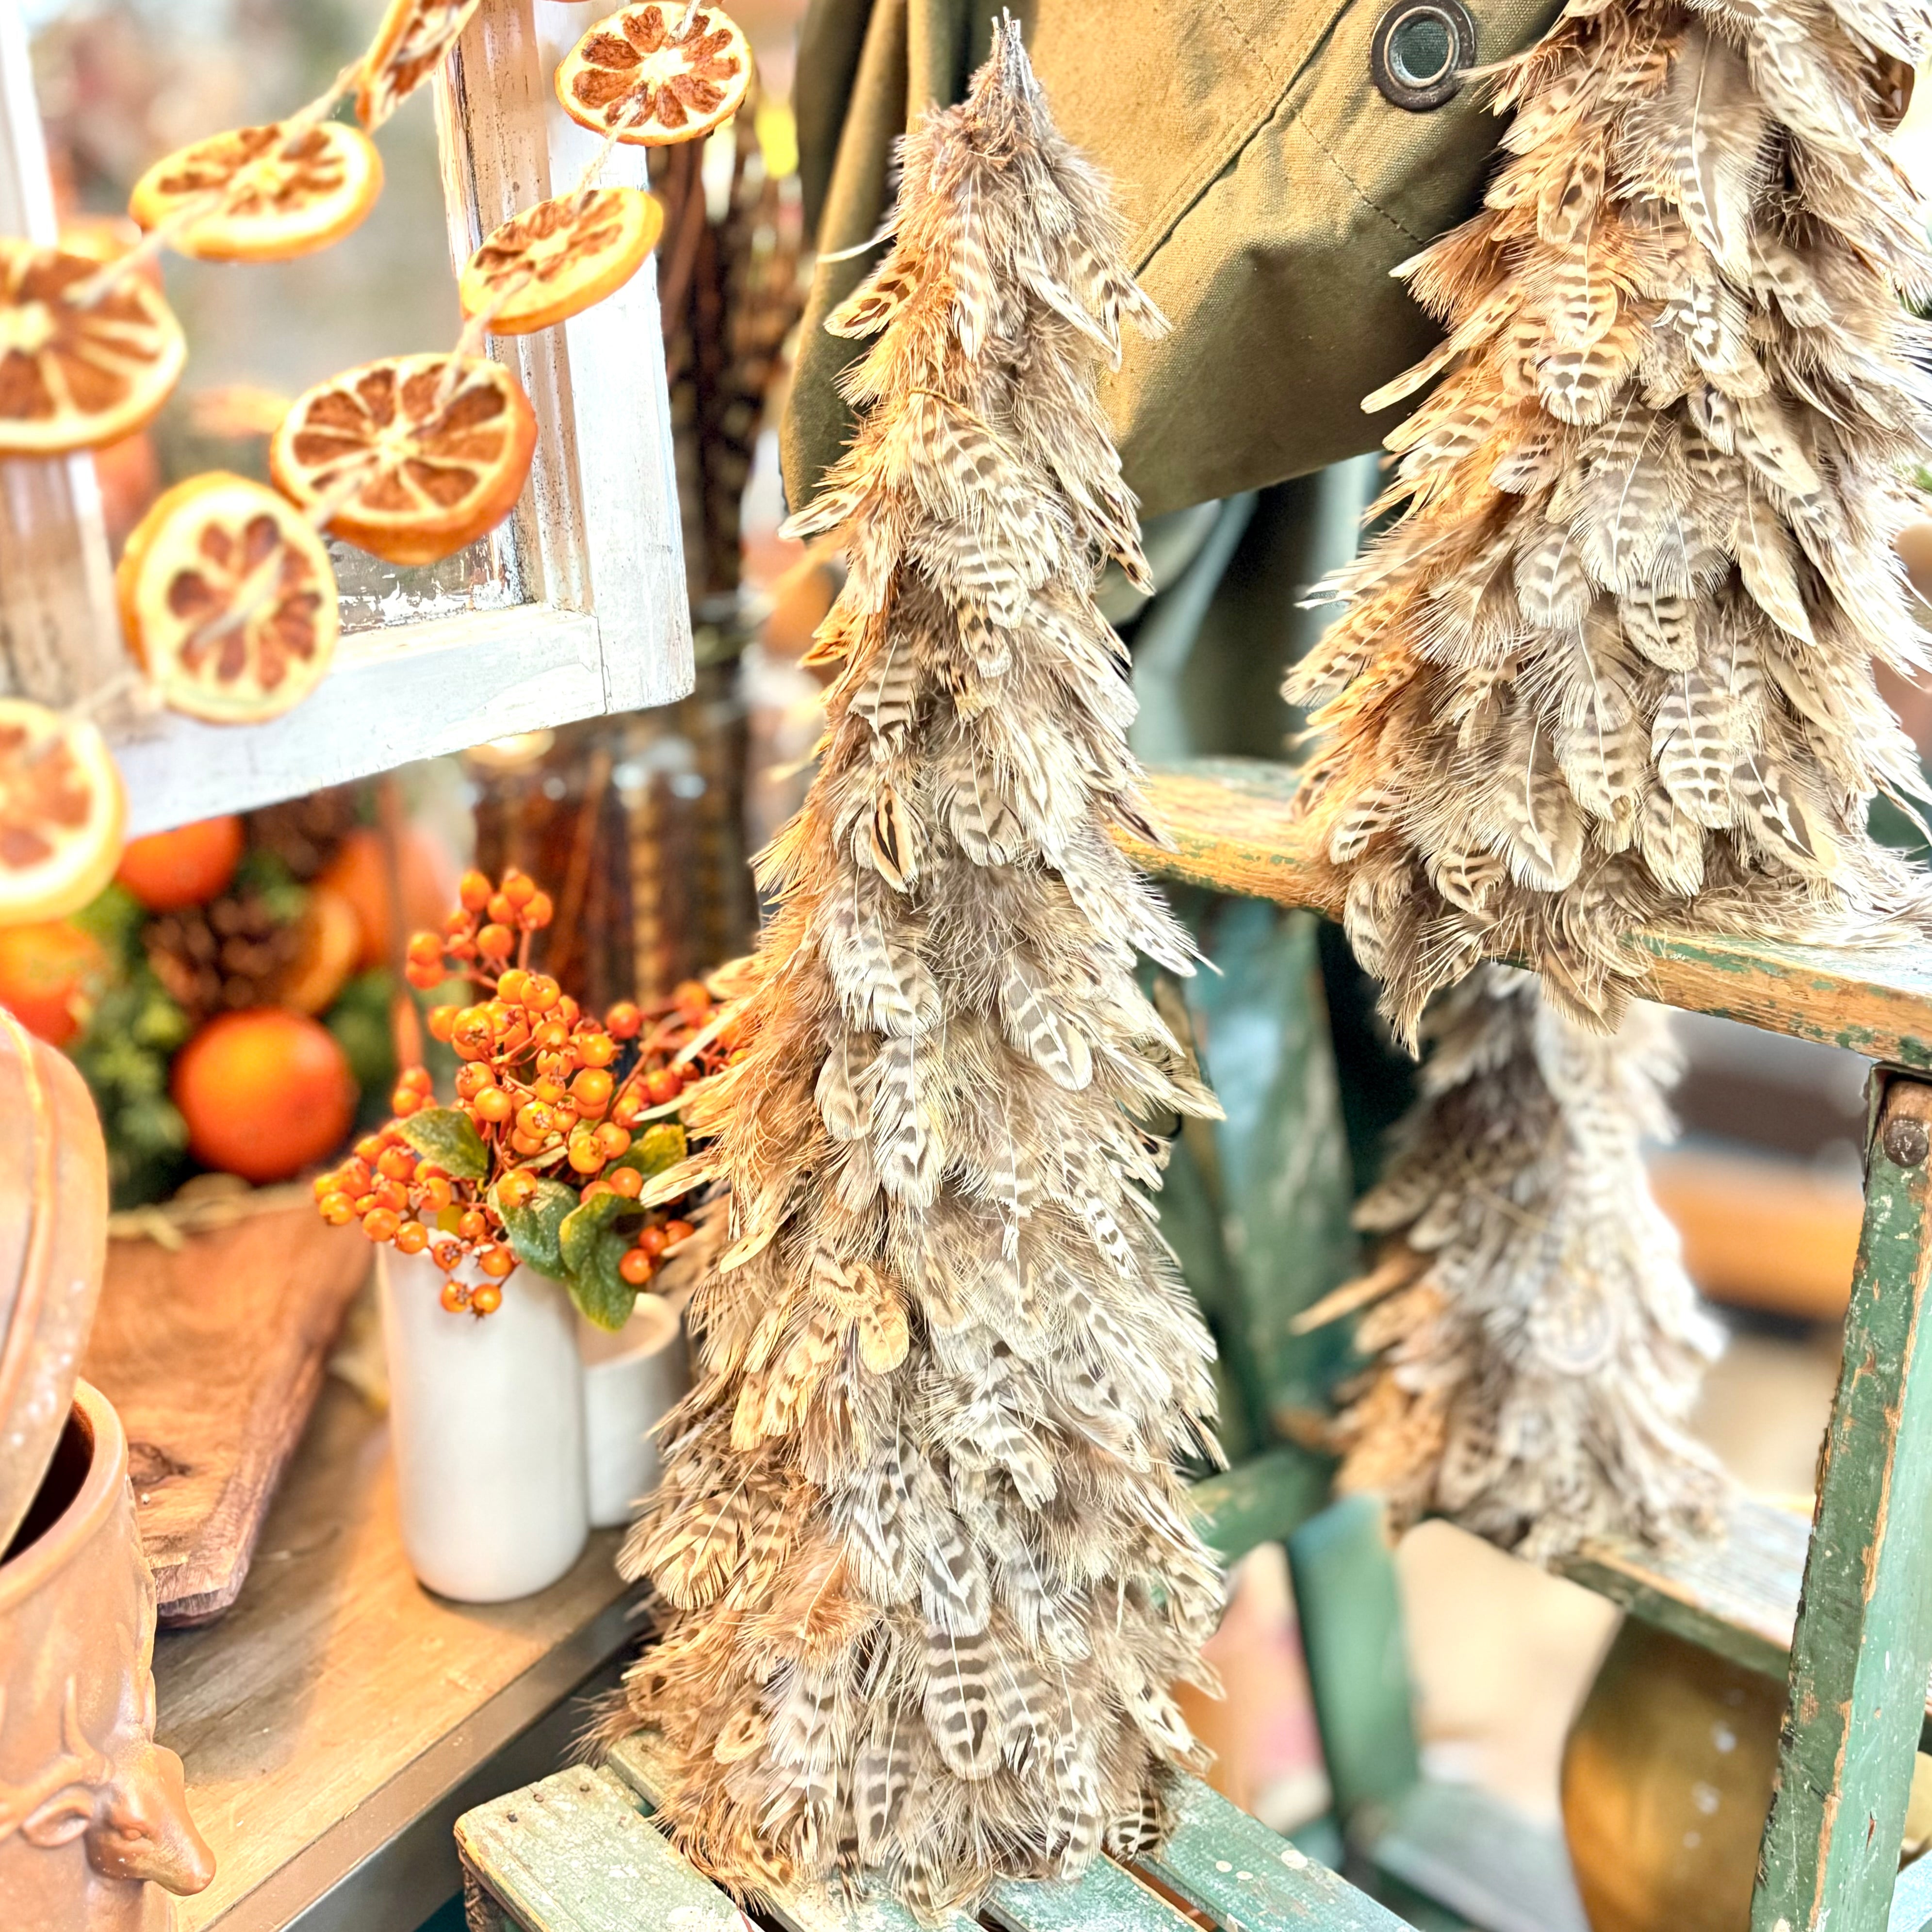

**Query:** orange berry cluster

left=313, top=868, right=726, bottom=1316
left=406, top=865, right=553, bottom=990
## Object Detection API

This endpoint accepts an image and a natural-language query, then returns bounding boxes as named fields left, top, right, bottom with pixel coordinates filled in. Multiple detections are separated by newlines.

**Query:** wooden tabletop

left=155, top=1376, right=639, bottom=1932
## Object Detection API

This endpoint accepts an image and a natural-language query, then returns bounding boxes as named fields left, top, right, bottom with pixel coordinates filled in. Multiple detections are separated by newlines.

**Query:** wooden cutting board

left=83, top=1203, right=370, bottom=1625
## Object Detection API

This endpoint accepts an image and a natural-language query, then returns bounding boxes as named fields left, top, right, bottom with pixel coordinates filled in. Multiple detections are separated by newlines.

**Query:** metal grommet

left=1371, top=0, right=1478, bottom=113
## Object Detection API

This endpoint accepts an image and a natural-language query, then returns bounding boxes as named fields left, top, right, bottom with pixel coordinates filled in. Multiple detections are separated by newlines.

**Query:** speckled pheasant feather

left=608, top=23, right=1223, bottom=1914
left=1290, top=0, right=1932, bottom=1042
left=1309, top=967, right=1724, bottom=1558
left=1287, top=0, right=1932, bottom=1556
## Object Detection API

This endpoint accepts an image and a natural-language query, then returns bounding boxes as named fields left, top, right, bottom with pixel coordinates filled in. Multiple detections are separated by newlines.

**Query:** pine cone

left=146, top=890, right=303, bottom=1025
left=245, top=786, right=358, bottom=883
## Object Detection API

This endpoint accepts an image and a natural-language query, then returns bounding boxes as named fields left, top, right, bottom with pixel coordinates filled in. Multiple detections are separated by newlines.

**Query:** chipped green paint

left=1751, top=1077, right=1932, bottom=1932
left=1140, top=1770, right=1409, bottom=1932
left=1289, top=1495, right=1420, bottom=1831
left=606, top=1735, right=975, bottom=1932
left=1188, top=1444, right=1333, bottom=1567
left=455, top=1765, right=744, bottom=1932
left=580, top=1732, right=1401, bottom=1931
left=986, top=1855, right=1198, bottom=1932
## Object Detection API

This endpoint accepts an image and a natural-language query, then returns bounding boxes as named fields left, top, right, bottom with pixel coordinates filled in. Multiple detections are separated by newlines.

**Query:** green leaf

left=492, top=1176, right=575, bottom=1279
left=397, top=1107, right=488, bottom=1181
left=558, top=1188, right=646, bottom=1331
left=609, top=1121, right=687, bottom=1180
left=71, top=881, right=147, bottom=966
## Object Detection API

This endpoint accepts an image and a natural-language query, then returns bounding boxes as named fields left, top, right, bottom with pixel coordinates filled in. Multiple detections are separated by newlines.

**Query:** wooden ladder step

left=1122, top=759, right=1932, bottom=1069
left=1557, top=1492, right=1810, bottom=1679
left=1193, top=1457, right=1797, bottom=1676
left=603, top=1730, right=1407, bottom=1932
left=1367, top=1779, right=1588, bottom=1932
left=1194, top=1457, right=1932, bottom=1747
left=454, top=1764, right=748, bottom=1932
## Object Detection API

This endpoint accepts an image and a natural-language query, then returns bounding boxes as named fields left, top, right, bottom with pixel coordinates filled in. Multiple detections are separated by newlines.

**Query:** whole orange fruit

left=315, top=824, right=455, bottom=973
left=172, top=1009, right=357, bottom=1184
left=0, top=919, right=107, bottom=1046
left=115, top=814, right=245, bottom=912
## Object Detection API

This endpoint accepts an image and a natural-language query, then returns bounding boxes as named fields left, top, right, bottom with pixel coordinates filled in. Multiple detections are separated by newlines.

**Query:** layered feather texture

left=1285, top=0, right=1932, bottom=1558
left=610, top=24, right=1223, bottom=1914
left=1312, top=968, right=1726, bottom=1558
left=1289, top=0, right=1932, bottom=1044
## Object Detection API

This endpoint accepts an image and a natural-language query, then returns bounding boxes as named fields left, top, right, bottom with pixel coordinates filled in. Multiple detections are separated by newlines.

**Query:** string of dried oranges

left=0, top=2, right=749, bottom=930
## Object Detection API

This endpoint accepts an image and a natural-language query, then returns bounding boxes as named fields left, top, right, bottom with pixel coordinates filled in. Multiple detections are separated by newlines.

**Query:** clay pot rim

left=0, top=1379, right=126, bottom=1611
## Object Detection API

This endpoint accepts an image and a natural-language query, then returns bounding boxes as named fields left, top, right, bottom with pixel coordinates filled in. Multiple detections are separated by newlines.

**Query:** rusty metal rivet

left=1884, top=1116, right=1930, bottom=1169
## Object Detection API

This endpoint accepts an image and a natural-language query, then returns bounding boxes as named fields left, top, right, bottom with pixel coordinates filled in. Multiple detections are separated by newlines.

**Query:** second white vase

left=377, top=1245, right=589, bottom=1603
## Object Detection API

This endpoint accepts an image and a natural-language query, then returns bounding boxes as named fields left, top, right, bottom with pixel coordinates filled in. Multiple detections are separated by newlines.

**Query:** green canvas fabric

left=784, top=0, right=1565, bottom=520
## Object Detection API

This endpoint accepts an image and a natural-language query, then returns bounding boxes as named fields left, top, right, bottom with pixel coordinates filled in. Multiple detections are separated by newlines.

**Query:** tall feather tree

left=607, top=23, right=1223, bottom=1913
left=1288, top=0, right=1932, bottom=1554
left=1291, top=0, right=1932, bottom=1038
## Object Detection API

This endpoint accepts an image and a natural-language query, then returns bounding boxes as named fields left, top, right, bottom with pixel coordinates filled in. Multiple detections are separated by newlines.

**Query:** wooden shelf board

left=1367, top=1778, right=1588, bottom=1932
left=155, top=1377, right=638, bottom=1932
left=109, top=604, right=610, bottom=839
left=1124, top=759, right=1932, bottom=1069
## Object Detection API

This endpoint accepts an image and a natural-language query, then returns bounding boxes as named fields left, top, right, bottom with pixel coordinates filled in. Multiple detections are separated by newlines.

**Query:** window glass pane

left=27, top=0, right=525, bottom=629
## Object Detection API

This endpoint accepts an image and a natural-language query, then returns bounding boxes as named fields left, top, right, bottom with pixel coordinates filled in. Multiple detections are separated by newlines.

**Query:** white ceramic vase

left=578, top=1295, right=687, bottom=1528
left=377, top=1246, right=589, bottom=1602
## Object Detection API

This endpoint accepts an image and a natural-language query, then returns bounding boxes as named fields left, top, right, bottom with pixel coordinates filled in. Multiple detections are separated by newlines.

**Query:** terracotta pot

left=0, top=1379, right=214, bottom=1928
left=1561, top=1620, right=1782, bottom=1932
left=0, top=1011, right=110, bottom=1552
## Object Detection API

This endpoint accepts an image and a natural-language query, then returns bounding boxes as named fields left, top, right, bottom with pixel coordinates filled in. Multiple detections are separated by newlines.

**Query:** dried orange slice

left=0, top=242, right=185, bottom=456
left=118, top=473, right=339, bottom=724
left=458, top=186, right=663, bottom=336
left=268, top=354, right=537, bottom=566
left=0, top=700, right=126, bottom=927
left=356, top=0, right=484, bottom=129
left=129, top=121, right=383, bottom=263
left=557, top=4, right=752, bottom=146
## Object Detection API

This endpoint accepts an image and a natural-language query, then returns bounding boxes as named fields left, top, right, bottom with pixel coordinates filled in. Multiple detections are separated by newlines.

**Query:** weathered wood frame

left=0, top=0, right=692, bottom=837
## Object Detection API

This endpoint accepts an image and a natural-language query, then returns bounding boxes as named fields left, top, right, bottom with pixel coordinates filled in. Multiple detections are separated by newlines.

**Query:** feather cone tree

left=611, top=23, right=1224, bottom=1913
left=1316, top=967, right=1725, bottom=1558
left=1290, top=0, right=1932, bottom=1038
left=1289, top=0, right=1932, bottom=1554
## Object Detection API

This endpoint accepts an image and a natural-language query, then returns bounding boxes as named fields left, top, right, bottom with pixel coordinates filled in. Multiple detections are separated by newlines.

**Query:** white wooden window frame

left=0, top=0, right=692, bottom=838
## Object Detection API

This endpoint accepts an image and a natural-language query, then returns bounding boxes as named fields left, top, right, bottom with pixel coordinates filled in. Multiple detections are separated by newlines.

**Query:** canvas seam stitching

left=1129, top=0, right=1348, bottom=275
left=1291, top=114, right=1430, bottom=246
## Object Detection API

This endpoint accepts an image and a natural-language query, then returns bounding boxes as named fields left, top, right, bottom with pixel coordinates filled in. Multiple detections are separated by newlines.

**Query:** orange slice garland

left=129, top=122, right=384, bottom=264
left=0, top=700, right=127, bottom=927
left=357, top=0, right=485, bottom=129
left=458, top=185, right=663, bottom=335
left=118, top=473, right=340, bottom=724
left=0, top=242, right=185, bottom=457
left=268, top=354, right=537, bottom=566
left=556, top=4, right=751, bottom=146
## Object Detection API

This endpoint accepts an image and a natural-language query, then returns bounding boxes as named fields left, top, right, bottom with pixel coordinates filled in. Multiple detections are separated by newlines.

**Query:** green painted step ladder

left=456, top=755, right=1932, bottom=1932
